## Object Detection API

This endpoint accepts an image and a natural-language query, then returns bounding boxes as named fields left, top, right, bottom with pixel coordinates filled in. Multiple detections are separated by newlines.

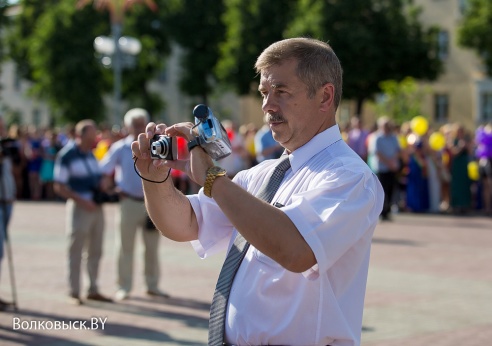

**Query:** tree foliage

left=215, top=0, right=296, bottom=95
left=6, top=0, right=175, bottom=124
left=6, top=0, right=59, bottom=81
left=0, top=0, right=10, bottom=65
left=28, top=1, right=109, bottom=123
left=458, top=0, right=492, bottom=75
left=166, top=0, right=225, bottom=105
left=117, top=1, right=176, bottom=117
left=287, top=0, right=442, bottom=115
left=372, top=77, right=430, bottom=124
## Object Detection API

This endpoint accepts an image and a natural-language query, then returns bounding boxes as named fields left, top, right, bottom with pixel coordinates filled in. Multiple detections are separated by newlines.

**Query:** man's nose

left=262, top=93, right=278, bottom=114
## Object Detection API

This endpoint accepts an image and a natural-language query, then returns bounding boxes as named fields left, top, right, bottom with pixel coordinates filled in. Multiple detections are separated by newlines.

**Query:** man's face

left=131, top=118, right=147, bottom=136
left=258, top=59, right=331, bottom=152
left=83, top=124, right=97, bottom=146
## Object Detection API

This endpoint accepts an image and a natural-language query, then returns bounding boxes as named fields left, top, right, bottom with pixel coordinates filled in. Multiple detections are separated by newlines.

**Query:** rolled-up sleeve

left=282, top=170, right=381, bottom=279
left=188, top=189, right=234, bottom=258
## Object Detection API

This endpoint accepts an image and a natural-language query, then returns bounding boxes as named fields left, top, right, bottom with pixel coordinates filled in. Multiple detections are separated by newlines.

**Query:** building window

left=434, top=94, right=449, bottom=123
left=32, top=109, right=41, bottom=127
left=481, top=92, right=492, bottom=122
left=437, top=30, right=449, bottom=60
left=458, top=0, right=468, bottom=15
left=14, top=66, right=21, bottom=91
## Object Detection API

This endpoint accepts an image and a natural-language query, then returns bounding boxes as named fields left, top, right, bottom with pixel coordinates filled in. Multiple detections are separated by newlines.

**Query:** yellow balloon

left=410, top=116, right=428, bottom=136
left=468, top=161, right=479, bottom=181
left=429, top=132, right=446, bottom=151
left=398, top=135, right=407, bottom=149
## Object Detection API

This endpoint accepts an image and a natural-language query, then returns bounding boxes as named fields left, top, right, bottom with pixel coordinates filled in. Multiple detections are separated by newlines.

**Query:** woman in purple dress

left=476, top=123, right=492, bottom=215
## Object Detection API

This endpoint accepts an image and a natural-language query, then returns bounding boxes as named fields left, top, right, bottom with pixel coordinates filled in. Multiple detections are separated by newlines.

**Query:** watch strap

left=187, top=137, right=201, bottom=152
left=204, top=166, right=227, bottom=198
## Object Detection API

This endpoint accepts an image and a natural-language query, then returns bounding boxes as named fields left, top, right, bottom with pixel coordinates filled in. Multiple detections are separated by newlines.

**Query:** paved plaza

left=0, top=201, right=491, bottom=345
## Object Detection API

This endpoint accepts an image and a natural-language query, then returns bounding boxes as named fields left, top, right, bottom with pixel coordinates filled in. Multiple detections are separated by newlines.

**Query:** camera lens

left=150, top=137, right=169, bottom=159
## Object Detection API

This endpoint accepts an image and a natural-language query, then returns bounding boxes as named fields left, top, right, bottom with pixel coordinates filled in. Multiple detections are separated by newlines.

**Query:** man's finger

left=166, top=122, right=196, bottom=140
left=137, top=132, right=150, bottom=159
left=145, top=122, right=157, bottom=139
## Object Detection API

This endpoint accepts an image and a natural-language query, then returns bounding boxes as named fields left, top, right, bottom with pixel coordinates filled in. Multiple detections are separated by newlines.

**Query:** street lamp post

left=78, top=0, right=156, bottom=125
left=112, top=22, right=122, bottom=127
left=93, top=33, right=141, bottom=125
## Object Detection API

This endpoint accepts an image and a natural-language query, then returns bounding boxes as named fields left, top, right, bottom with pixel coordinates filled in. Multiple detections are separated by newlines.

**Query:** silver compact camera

left=150, top=134, right=177, bottom=160
left=191, top=104, right=232, bottom=160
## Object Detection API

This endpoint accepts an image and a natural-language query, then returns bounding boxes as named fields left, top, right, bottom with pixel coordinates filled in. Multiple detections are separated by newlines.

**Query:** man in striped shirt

left=54, top=119, right=112, bottom=305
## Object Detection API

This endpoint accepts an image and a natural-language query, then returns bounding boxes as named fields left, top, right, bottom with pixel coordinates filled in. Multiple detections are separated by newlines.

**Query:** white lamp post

left=94, top=33, right=141, bottom=125
left=78, top=0, right=156, bottom=125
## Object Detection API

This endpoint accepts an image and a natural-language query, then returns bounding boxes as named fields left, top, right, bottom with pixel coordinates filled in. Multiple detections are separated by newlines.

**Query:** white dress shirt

left=188, top=125, right=384, bottom=346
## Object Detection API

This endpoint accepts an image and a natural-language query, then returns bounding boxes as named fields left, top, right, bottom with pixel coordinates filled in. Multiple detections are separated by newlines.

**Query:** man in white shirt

left=131, top=38, right=384, bottom=346
left=100, top=108, right=168, bottom=301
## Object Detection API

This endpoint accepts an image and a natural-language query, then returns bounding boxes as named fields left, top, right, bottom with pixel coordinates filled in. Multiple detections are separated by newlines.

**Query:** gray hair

left=255, top=37, right=343, bottom=110
left=124, top=108, right=149, bottom=128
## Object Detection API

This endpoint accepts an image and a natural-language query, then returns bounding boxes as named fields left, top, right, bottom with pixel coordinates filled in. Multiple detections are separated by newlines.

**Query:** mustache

left=267, top=113, right=285, bottom=123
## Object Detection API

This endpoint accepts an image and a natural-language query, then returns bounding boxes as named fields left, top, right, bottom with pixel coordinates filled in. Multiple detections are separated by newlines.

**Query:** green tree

left=6, top=0, right=59, bottom=82
left=458, top=0, right=492, bottom=75
left=215, top=0, right=296, bottom=95
left=0, top=1, right=10, bottom=65
left=117, top=2, right=177, bottom=117
left=166, top=0, right=225, bottom=105
left=372, top=77, right=430, bottom=124
left=27, top=1, right=109, bottom=123
left=288, top=0, right=441, bottom=115
left=6, top=0, right=175, bottom=124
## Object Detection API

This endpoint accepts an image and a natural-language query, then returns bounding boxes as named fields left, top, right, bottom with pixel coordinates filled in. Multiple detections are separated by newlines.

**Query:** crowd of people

left=341, top=116, right=492, bottom=219
left=1, top=112, right=491, bottom=220
left=0, top=112, right=490, bottom=220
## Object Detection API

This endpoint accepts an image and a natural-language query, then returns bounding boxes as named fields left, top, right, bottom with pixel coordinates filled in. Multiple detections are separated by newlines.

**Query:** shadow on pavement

left=84, top=300, right=209, bottom=329
left=130, top=295, right=211, bottom=311
left=0, top=308, right=203, bottom=345
left=372, top=237, right=421, bottom=246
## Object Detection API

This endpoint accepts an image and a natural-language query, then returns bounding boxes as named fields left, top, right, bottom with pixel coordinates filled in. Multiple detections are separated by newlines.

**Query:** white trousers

left=116, top=197, right=160, bottom=292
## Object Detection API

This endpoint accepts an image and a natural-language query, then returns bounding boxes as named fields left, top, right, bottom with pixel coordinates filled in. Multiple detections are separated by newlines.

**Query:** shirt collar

left=289, top=124, right=342, bottom=173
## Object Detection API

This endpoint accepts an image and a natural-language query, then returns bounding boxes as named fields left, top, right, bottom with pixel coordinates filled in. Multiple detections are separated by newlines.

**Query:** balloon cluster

left=406, top=115, right=446, bottom=151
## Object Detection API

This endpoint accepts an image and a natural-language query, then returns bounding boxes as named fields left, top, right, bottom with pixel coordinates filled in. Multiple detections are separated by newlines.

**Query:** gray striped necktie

left=208, top=155, right=291, bottom=346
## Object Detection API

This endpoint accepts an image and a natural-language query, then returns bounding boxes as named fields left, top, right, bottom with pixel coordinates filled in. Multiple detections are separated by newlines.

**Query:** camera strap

left=80, top=153, right=100, bottom=189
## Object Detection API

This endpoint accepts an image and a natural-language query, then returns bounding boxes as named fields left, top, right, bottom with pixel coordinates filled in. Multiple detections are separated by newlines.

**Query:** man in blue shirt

left=372, top=116, right=401, bottom=220
left=254, top=115, right=284, bottom=163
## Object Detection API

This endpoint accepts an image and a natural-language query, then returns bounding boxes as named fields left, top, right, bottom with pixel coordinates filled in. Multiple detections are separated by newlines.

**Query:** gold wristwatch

left=203, top=166, right=227, bottom=198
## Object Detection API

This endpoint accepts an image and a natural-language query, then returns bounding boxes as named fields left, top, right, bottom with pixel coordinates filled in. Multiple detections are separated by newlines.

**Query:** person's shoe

left=114, top=289, right=130, bottom=301
left=87, top=292, right=113, bottom=303
left=68, top=294, right=83, bottom=306
left=146, top=289, right=170, bottom=298
left=0, top=297, right=12, bottom=306
left=380, top=214, right=392, bottom=221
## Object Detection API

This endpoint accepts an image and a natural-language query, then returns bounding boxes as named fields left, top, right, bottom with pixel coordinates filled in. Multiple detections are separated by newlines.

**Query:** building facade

left=414, top=0, right=492, bottom=130
left=2, top=1, right=491, bottom=131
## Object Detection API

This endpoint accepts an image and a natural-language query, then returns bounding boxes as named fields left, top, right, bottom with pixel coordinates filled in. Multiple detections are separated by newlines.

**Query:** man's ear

left=320, top=83, right=335, bottom=111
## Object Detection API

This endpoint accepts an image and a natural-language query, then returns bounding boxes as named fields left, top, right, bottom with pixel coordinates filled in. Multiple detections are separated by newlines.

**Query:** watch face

left=211, top=166, right=225, bottom=175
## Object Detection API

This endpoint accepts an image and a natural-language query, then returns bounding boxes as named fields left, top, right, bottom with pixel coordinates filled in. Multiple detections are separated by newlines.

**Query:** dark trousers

left=377, top=171, right=396, bottom=217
